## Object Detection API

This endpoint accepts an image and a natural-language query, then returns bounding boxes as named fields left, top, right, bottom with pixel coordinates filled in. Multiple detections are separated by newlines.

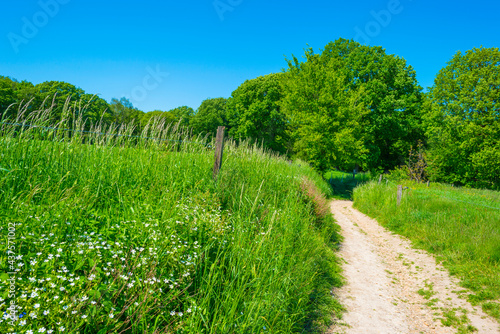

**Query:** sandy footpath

left=328, top=200, right=499, bottom=334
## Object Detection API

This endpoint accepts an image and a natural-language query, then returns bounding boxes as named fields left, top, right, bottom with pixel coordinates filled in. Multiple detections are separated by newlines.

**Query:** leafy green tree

left=79, top=94, right=113, bottom=125
left=110, top=97, right=145, bottom=126
left=140, top=110, right=176, bottom=128
left=0, top=76, right=18, bottom=118
left=226, top=73, right=288, bottom=154
left=190, top=97, right=228, bottom=137
left=15, top=80, right=36, bottom=107
left=33, top=81, right=85, bottom=118
left=282, top=38, right=424, bottom=172
left=281, top=51, right=369, bottom=171
left=424, top=47, right=500, bottom=189
left=168, top=106, right=194, bottom=128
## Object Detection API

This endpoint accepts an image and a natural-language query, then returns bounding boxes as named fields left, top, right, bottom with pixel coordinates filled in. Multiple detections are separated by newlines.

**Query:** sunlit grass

left=0, top=100, right=342, bottom=333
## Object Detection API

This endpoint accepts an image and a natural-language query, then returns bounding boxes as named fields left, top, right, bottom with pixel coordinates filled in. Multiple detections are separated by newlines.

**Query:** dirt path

left=328, top=200, right=499, bottom=334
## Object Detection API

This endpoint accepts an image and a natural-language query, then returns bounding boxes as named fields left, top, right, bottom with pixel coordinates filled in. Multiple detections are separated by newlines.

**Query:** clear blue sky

left=1, top=0, right=499, bottom=112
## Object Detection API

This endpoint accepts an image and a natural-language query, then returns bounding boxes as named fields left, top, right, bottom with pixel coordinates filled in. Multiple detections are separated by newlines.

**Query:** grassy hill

left=0, top=111, right=342, bottom=333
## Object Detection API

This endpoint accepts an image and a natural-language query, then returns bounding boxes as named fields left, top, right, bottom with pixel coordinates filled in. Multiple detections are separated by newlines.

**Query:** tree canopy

left=424, top=47, right=500, bottom=189
left=140, top=110, right=176, bottom=128
left=110, top=97, right=144, bottom=127
left=0, top=78, right=113, bottom=124
left=281, top=49, right=368, bottom=171
left=282, top=38, right=424, bottom=172
left=190, top=97, right=228, bottom=137
left=168, top=106, right=194, bottom=128
left=226, top=73, right=288, bottom=154
left=0, top=76, right=17, bottom=117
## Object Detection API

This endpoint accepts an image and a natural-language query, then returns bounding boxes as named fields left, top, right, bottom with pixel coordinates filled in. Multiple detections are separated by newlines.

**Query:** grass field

left=353, top=180, right=500, bottom=320
left=0, top=108, right=343, bottom=333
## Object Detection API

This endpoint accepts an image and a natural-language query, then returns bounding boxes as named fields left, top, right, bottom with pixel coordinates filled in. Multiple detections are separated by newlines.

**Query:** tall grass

left=353, top=180, right=500, bottom=320
left=0, top=100, right=342, bottom=333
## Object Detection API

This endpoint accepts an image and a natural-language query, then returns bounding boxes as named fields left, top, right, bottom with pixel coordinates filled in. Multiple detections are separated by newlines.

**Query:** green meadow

left=0, top=108, right=342, bottom=333
left=353, top=180, right=500, bottom=320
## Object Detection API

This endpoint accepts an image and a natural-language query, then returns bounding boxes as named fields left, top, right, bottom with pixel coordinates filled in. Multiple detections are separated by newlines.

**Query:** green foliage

left=79, top=94, right=114, bottom=125
left=109, top=97, right=144, bottom=130
left=424, top=47, right=500, bottom=190
left=168, top=105, right=194, bottom=128
left=33, top=81, right=85, bottom=118
left=385, top=165, right=410, bottom=182
left=190, top=97, right=228, bottom=137
left=353, top=181, right=500, bottom=321
left=0, top=76, right=18, bottom=117
left=14, top=80, right=36, bottom=105
left=406, top=140, right=428, bottom=182
left=282, top=38, right=424, bottom=172
left=281, top=50, right=368, bottom=172
left=0, top=77, right=113, bottom=127
left=226, top=73, right=289, bottom=154
left=0, top=104, right=343, bottom=333
left=140, top=109, right=176, bottom=128
left=0, top=76, right=198, bottom=137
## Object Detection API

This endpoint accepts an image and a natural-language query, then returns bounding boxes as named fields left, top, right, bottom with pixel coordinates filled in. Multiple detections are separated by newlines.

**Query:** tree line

left=1, top=38, right=498, bottom=189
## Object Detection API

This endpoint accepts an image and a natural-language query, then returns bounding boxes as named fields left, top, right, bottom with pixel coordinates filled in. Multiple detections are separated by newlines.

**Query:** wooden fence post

left=397, top=185, right=402, bottom=206
left=213, top=126, right=225, bottom=180
left=378, top=174, right=383, bottom=184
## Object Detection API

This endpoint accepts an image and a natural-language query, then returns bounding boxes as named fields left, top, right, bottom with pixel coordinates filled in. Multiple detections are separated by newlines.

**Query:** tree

left=226, top=73, right=289, bottom=154
left=0, top=76, right=18, bottom=118
left=33, top=81, right=85, bottom=118
left=168, top=106, right=194, bottom=128
left=79, top=94, right=113, bottom=125
left=281, top=51, right=368, bottom=171
left=110, top=97, right=144, bottom=126
left=15, top=80, right=36, bottom=108
left=190, top=97, right=228, bottom=137
left=140, top=110, right=176, bottom=128
left=424, top=47, right=500, bottom=189
left=282, top=38, right=424, bottom=172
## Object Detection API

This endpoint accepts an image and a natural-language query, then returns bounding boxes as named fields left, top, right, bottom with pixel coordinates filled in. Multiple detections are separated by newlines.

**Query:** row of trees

left=188, top=40, right=424, bottom=173
left=1, top=38, right=498, bottom=189
left=0, top=78, right=196, bottom=131
left=0, top=79, right=114, bottom=123
left=194, top=40, right=499, bottom=189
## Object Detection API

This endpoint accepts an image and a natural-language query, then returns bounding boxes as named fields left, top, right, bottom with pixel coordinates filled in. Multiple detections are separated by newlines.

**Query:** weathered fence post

left=378, top=174, right=383, bottom=184
left=213, top=126, right=225, bottom=180
left=427, top=180, right=430, bottom=187
left=397, top=185, right=402, bottom=206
